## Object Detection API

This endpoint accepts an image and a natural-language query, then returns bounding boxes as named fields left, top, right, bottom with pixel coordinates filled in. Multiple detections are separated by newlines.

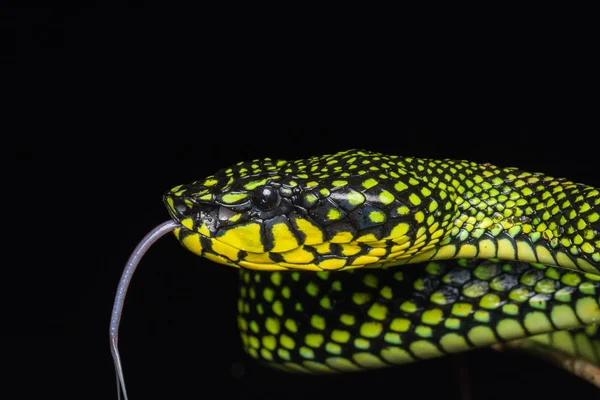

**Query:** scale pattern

left=165, top=149, right=599, bottom=274
left=236, top=259, right=600, bottom=372
left=161, top=149, right=600, bottom=374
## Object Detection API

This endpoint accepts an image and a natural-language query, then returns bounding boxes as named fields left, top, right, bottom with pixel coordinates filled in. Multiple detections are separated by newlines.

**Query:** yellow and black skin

left=163, top=149, right=600, bottom=374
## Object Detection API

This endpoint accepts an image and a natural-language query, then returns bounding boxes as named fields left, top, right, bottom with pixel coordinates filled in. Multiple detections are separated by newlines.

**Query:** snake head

left=164, top=150, right=459, bottom=271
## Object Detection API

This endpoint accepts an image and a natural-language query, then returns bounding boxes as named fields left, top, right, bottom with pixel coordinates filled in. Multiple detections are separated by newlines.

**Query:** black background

left=4, top=5, right=598, bottom=400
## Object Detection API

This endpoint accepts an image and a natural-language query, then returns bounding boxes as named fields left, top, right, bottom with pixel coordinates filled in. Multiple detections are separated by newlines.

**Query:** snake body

left=163, top=149, right=600, bottom=375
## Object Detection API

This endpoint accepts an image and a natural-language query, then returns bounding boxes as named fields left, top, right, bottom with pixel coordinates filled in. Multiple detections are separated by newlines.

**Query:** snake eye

left=252, top=185, right=280, bottom=211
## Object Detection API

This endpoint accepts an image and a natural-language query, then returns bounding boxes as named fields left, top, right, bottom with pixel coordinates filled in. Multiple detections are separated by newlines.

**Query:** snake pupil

left=253, top=185, right=280, bottom=211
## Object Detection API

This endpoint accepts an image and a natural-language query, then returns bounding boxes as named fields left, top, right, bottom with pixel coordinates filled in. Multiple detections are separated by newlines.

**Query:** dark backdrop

left=4, top=5, right=598, bottom=400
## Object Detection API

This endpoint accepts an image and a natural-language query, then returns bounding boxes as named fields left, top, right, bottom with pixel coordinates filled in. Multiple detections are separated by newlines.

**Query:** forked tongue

left=109, top=221, right=179, bottom=400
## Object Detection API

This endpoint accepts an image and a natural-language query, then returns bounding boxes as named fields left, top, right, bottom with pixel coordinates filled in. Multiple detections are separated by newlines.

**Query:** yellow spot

left=516, top=241, right=536, bottom=263
left=497, top=238, right=515, bottom=260
left=552, top=331, right=577, bottom=356
left=456, top=244, right=477, bottom=258
left=211, top=239, right=241, bottom=261
left=400, top=301, right=417, bottom=313
left=576, top=297, right=600, bottom=325
left=394, top=181, right=408, bottom=192
left=340, top=314, right=355, bottom=325
left=181, top=217, right=194, bottom=230
left=439, top=333, right=470, bottom=353
left=414, top=211, right=425, bottom=223
left=409, top=340, right=442, bottom=359
left=280, top=246, right=315, bottom=264
left=340, top=244, right=362, bottom=256
left=311, top=314, right=326, bottom=330
left=263, top=287, right=275, bottom=302
left=551, top=304, right=580, bottom=329
left=205, top=252, right=240, bottom=268
left=380, top=286, right=393, bottom=299
left=270, top=222, right=299, bottom=252
left=477, top=239, right=496, bottom=259
left=311, top=242, right=331, bottom=254
left=496, top=319, right=526, bottom=340
left=172, top=227, right=181, bottom=240
left=244, top=178, right=269, bottom=190
left=319, top=258, right=347, bottom=270
left=241, top=251, right=270, bottom=264
left=535, top=245, right=556, bottom=266
left=409, top=193, right=421, bottom=206
left=353, top=353, right=386, bottom=368
left=524, top=311, right=553, bottom=334
left=270, top=272, right=282, bottom=286
left=363, top=274, right=378, bottom=288
left=284, top=319, right=298, bottom=333
left=248, top=336, right=260, bottom=349
left=352, top=292, right=372, bottom=306
left=451, top=303, right=473, bottom=317
left=305, top=282, right=319, bottom=297
left=396, top=206, right=410, bottom=216
left=387, top=222, right=410, bottom=239
left=237, top=316, right=247, bottom=331
left=218, top=223, right=264, bottom=252
left=331, top=330, right=350, bottom=343
left=367, top=305, right=386, bottom=322
left=435, top=245, right=457, bottom=260
left=262, top=336, right=276, bottom=351
left=182, top=234, right=202, bottom=256
left=272, top=300, right=284, bottom=316
left=305, top=333, right=324, bottom=348
left=379, top=190, right=395, bottom=205
left=479, top=293, right=502, bottom=310
left=330, top=231, right=354, bottom=243
left=347, top=191, right=365, bottom=205
left=303, top=361, right=335, bottom=373
left=369, top=211, right=386, bottom=223
left=384, top=332, right=401, bottom=344
left=265, top=318, right=280, bottom=335
left=390, top=318, right=411, bottom=332
left=467, top=326, right=496, bottom=346
left=381, top=347, right=414, bottom=364
left=362, top=178, right=378, bottom=189
left=282, top=362, right=309, bottom=373
left=581, top=242, right=595, bottom=254
left=360, top=322, right=383, bottom=338
left=421, top=309, right=444, bottom=325
left=221, top=193, right=248, bottom=203
left=299, top=347, right=314, bottom=359
left=280, top=335, right=296, bottom=350
left=327, top=208, right=342, bottom=220
left=574, top=332, right=597, bottom=363
left=304, top=193, right=317, bottom=204
left=556, top=252, right=578, bottom=269
left=203, top=178, right=218, bottom=187
left=325, top=342, right=342, bottom=355
left=325, top=357, right=362, bottom=371
left=356, top=233, right=378, bottom=243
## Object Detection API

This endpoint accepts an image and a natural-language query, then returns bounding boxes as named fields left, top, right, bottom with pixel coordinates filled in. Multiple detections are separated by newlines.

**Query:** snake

left=110, top=149, right=600, bottom=398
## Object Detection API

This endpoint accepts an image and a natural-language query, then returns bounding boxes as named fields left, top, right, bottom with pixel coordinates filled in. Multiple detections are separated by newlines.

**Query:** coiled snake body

left=163, top=149, right=599, bottom=376
left=111, top=149, right=600, bottom=398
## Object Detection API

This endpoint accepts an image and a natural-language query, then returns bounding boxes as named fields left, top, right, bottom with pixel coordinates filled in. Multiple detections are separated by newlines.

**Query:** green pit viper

left=110, top=149, right=600, bottom=399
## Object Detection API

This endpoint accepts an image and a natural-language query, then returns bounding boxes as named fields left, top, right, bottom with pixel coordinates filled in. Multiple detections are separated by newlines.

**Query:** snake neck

left=401, top=157, right=600, bottom=275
